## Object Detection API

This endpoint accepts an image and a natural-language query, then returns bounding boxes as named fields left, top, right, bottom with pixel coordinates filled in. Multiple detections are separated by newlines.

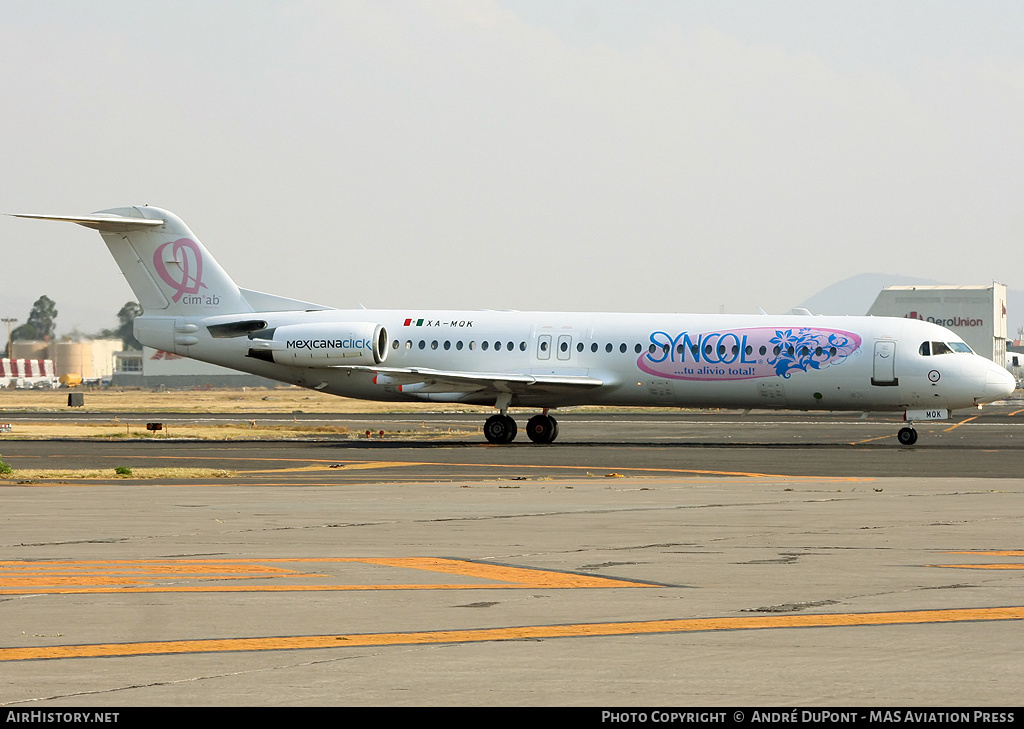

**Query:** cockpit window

left=921, top=340, right=972, bottom=356
left=921, top=337, right=974, bottom=356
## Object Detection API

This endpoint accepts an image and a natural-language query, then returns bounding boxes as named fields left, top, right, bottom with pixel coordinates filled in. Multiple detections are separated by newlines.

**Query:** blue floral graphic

left=767, top=329, right=858, bottom=378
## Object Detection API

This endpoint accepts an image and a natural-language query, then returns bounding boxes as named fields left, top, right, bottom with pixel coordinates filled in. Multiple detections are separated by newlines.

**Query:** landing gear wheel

left=897, top=427, right=918, bottom=446
left=526, top=414, right=559, bottom=444
left=484, top=414, right=518, bottom=444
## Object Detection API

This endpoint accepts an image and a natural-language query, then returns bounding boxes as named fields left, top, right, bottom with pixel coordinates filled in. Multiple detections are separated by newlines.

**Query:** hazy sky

left=2, top=0, right=1023, bottom=336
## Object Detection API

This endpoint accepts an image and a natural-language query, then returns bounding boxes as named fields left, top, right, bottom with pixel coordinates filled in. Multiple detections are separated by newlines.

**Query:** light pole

left=1, top=318, right=16, bottom=358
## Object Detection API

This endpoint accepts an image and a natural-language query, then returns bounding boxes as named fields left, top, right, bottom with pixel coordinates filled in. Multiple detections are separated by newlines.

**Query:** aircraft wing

left=340, top=365, right=604, bottom=395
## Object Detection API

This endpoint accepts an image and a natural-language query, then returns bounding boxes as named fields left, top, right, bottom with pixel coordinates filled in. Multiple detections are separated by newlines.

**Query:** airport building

left=867, top=283, right=1008, bottom=364
left=11, top=339, right=122, bottom=383
left=9, top=340, right=274, bottom=388
left=112, top=347, right=277, bottom=388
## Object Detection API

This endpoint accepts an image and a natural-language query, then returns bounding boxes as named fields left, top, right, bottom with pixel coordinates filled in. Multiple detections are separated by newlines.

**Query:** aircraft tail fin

left=14, top=207, right=262, bottom=316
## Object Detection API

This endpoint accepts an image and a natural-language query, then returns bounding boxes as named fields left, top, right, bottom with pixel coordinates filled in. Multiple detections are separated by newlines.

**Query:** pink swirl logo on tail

left=153, top=238, right=205, bottom=302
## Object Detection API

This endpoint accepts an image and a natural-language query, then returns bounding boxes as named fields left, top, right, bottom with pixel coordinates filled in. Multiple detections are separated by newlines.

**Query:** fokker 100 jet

left=13, top=207, right=1017, bottom=445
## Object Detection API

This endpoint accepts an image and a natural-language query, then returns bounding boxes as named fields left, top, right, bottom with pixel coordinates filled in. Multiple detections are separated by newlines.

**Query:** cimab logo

left=153, top=238, right=216, bottom=305
left=637, top=327, right=862, bottom=382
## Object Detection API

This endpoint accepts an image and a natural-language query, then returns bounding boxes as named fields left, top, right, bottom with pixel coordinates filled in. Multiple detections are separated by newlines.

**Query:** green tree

left=115, top=301, right=143, bottom=350
left=96, top=301, right=143, bottom=350
left=11, top=295, right=57, bottom=342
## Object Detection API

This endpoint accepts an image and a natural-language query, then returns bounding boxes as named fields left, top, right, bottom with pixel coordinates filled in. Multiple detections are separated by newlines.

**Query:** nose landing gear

left=897, top=426, right=918, bottom=446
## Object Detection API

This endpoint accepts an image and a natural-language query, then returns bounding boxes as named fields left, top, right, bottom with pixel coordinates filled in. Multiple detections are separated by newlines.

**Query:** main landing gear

left=897, top=426, right=918, bottom=446
left=526, top=413, right=559, bottom=443
left=483, top=414, right=517, bottom=444
left=483, top=412, right=559, bottom=444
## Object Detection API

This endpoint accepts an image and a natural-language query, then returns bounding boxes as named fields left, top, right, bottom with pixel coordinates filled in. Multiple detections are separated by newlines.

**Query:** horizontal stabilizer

left=239, top=288, right=331, bottom=313
left=10, top=213, right=165, bottom=232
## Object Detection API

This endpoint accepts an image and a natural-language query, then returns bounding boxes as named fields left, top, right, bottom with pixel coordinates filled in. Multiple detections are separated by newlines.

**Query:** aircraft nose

left=981, top=362, right=1017, bottom=402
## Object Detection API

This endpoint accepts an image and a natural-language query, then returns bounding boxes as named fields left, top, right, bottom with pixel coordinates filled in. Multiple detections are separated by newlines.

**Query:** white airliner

left=13, top=206, right=1017, bottom=445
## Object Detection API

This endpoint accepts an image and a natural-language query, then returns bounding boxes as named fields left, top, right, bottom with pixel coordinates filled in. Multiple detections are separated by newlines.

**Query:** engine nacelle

left=248, top=322, right=388, bottom=367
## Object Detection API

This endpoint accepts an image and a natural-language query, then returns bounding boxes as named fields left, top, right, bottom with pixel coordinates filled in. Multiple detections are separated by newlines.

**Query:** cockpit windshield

left=919, top=341, right=973, bottom=356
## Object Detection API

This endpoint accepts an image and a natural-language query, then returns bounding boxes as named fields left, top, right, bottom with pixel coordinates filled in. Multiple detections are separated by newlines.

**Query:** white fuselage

left=136, top=308, right=1014, bottom=414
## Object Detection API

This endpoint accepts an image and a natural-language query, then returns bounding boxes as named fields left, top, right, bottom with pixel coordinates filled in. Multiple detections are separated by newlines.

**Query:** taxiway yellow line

left=14, top=451, right=878, bottom=481
left=235, top=462, right=425, bottom=474
left=945, top=551, right=1024, bottom=556
left=850, top=414, right=984, bottom=444
left=931, top=550, right=1024, bottom=570
left=848, top=433, right=896, bottom=445
left=943, top=416, right=978, bottom=432
left=7, top=459, right=872, bottom=483
left=4, top=606, right=1022, bottom=662
left=0, top=557, right=647, bottom=594
left=357, top=557, right=647, bottom=587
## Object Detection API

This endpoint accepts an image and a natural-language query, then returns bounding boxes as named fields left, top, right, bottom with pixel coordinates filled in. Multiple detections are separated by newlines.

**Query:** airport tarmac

left=1, top=408, right=1022, bottom=706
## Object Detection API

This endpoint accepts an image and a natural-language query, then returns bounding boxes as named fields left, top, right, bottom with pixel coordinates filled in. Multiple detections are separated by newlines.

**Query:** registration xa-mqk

left=14, top=206, right=1016, bottom=445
